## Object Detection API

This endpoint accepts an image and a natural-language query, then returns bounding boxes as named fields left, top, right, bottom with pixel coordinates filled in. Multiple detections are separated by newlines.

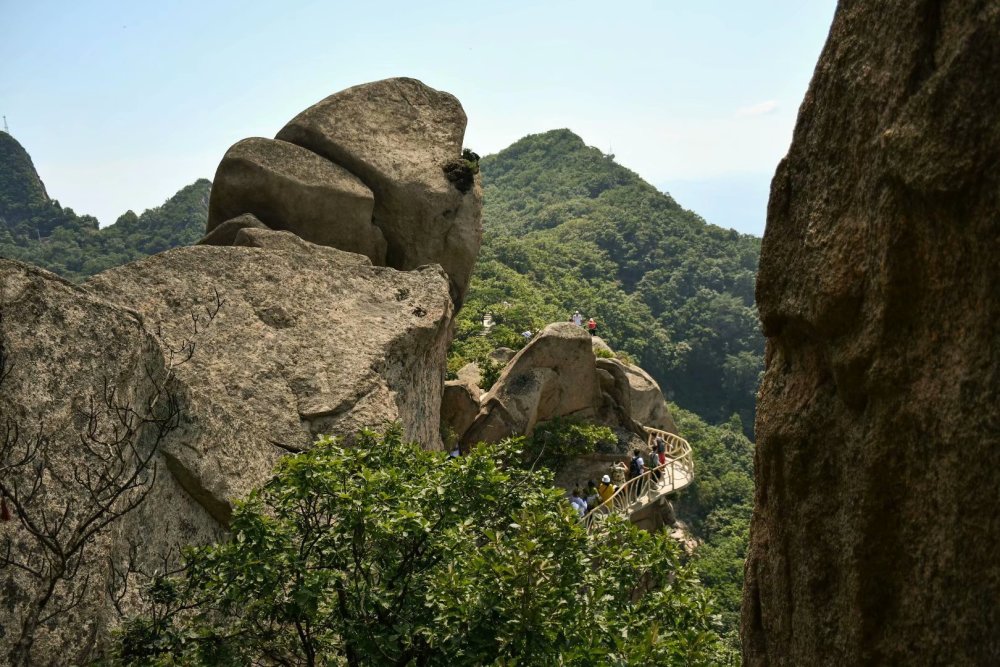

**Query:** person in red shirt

left=586, top=317, right=597, bottom=336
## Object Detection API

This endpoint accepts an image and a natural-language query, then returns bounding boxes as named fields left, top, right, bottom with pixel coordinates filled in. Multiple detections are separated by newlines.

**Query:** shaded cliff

left=743, top=2, right=1000, bottom=665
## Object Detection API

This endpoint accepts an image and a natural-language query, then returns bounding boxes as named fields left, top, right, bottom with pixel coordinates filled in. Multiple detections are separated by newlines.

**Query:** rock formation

left=197, top=212, right=268, bottom=246
left=458, top=323, right=674, bottom=447
left=86, top=232, right=453, bottom=523
left=440, top=380, right=480, bottom=446
left=743, top=3, right=1000, bottom=665
left=277, top=78, right=482, bottom=305
left=0, top=78, right=479, bottom=664
left=462, top=323, right=604, bottom=444
left=0, top=260, right=224, bottom=663
left=208, top=77, right=483, bottom=306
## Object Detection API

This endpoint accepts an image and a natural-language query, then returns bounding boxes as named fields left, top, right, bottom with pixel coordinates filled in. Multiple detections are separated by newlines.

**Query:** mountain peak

left=0, top=132, right=50, bottom=216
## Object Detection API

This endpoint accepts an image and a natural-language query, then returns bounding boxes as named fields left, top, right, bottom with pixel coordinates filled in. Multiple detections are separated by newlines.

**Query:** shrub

left=110, top=426, right=731, bottom=666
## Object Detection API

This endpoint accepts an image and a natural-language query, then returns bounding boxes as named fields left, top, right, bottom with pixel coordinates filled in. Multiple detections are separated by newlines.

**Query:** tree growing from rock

left=0, top=292, right=221, bottom=666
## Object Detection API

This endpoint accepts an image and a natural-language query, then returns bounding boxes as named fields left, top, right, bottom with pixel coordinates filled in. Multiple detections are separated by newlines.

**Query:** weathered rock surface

left=743, top=3, right=1000, bottom=666
left=590, top=335, right=614, bottom=355
left=206, top=137, right=386, bottom=263
left=488, top=347, right=516, bottom=365
left=0, top=260, right=222, bottom=664
left=594, top=358, right=643, bottom=436
left=440, top=380, right=480, bottom=444
left=462, top=322, right=602, bottom=445
left=458, top=328, right=676, bottom=447
left=456, top=361, right=481, bottom=387
left=276, top=77, right=482, bottom=305
left=86, top=235, right=453, bottom=523
left=197, top=212, right=270, bottom=246
left=615, top=360, right=678, bottom=434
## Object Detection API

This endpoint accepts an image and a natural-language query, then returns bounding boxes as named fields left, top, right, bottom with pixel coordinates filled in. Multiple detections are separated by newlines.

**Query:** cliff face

left=743, top=3, right=1000, bottom=665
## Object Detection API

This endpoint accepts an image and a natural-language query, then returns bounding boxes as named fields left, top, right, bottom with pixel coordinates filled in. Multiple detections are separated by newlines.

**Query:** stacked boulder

left=206, top=77, right=483, bottom=307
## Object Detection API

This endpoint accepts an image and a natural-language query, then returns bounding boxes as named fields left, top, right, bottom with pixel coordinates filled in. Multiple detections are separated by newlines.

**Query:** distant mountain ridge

left=0, top=131, right=50, bottom=218
left=0, top=132, right=209, bottom=279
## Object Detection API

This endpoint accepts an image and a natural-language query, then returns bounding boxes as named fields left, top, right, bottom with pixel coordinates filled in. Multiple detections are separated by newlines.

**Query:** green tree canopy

left=113, top=427, right=732, bottom=666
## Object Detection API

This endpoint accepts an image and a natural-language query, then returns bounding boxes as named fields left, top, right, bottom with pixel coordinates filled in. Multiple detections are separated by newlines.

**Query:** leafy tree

left=111, top=427, right=732, bottom=666
left=669, top=405, right=754, bottom=648
left=523, top=417, right=618, bottom=471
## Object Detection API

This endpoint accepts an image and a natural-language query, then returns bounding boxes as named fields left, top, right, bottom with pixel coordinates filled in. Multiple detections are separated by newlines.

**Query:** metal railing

left=582, top=428, right=694, bottom=531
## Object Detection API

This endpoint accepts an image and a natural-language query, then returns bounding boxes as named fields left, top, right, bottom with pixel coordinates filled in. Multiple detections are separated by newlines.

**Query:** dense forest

left=1, top=129, right=757, bottom=645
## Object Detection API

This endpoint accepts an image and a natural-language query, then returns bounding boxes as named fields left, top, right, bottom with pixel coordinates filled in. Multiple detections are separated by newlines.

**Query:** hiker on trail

left=650, top=434, right=666, bottom=480
left=569, top=489, right=588, bottom=517
left=572, top=310, right=583, bottom=327
left=585, top=480, right=600, bottom=510
left=597, top=475, right=616, bottom=505
left=587, top=317, right=597, bottom=336
left=628, top=449, right=645, bottom=480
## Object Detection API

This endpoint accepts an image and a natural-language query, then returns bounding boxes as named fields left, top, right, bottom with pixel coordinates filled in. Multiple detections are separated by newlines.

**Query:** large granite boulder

left=206, top=137, right=386, bottom=263
left=86, top=233, right=453, bottom=524
left=276, top=77, right=482, bottom=305
left=743, top=3, right=1000, bottom=665
left=0, top=260, right=222, bottom=665
left=462, top=322, right=601, bottom=445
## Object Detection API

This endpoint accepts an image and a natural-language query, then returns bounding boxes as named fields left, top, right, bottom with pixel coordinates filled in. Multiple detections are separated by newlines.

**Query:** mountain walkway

left=582, top=428, right=694, bottom=531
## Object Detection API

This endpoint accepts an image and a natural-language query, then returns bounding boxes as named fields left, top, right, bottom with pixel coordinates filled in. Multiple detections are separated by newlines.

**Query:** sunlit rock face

left=743, top=3, right=1000, bottom=665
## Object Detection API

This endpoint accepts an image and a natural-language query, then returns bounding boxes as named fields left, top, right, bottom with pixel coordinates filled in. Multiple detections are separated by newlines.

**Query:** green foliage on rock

left=111, top=426, right=732, bottom=666
left=452, top=129, right=763, bottom=435
left=523, top=417, right=618, bottom=471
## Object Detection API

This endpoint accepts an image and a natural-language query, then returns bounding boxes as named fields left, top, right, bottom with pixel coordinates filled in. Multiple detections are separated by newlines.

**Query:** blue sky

left=1, top=1, right=835, bottom=236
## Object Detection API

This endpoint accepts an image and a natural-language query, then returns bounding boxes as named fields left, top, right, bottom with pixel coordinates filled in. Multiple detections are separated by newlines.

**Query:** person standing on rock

left=572, top=310, right=583, bottom=326
left=587, top=317, right=597, bottom=336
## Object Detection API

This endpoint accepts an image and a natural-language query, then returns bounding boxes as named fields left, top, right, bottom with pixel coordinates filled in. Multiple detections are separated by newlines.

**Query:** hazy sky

left=1, top=1, right=835, bottom=236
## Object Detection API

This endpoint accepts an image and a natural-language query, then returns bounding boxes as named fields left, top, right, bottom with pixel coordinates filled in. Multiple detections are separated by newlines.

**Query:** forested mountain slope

left=452, top=129, right=763, bottom=433
left=0, top=132, right=209, bottom=280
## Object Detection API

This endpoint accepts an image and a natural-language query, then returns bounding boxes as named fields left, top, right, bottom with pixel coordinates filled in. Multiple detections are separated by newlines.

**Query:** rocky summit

left=743, top=2, right=1000, bottom=665
left=209, top=77, right=483, bottom=307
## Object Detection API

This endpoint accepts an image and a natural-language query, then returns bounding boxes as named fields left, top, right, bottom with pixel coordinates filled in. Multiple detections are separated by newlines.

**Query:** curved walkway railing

left=582, top=428, right=694, bottom=531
